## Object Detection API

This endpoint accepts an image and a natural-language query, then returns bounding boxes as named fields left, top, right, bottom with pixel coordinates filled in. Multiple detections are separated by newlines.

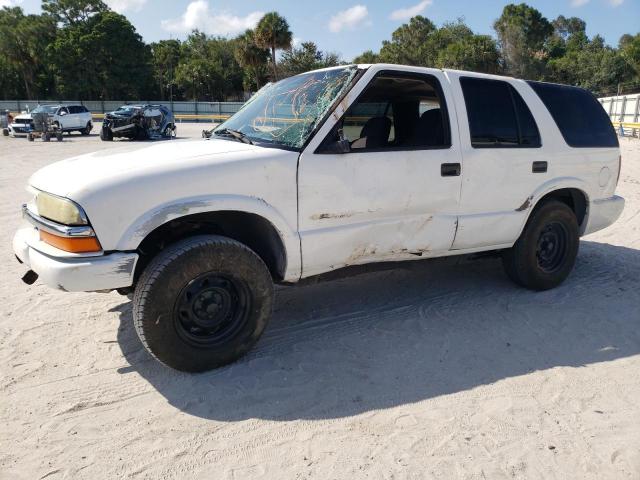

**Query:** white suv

left=13, top=64, right=624, bottom=372
left=10, top=104, right=93, bottom=136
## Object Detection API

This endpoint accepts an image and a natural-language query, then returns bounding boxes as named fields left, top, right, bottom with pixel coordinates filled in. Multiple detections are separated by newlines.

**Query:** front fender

left=115, top=194, right=302, bottom=281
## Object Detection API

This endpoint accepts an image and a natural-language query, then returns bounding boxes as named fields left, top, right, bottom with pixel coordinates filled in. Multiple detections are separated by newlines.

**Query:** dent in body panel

left=515, top=195, right=533, bottom=212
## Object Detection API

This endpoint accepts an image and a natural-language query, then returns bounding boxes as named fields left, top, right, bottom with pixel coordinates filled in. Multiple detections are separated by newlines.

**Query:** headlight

left=35, top=191, right=88, bottom=226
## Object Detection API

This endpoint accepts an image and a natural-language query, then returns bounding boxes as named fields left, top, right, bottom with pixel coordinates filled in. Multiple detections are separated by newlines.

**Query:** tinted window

left=527, top=81, right=617, bottom=148
left=326, top=72, right=449, bottom=151
left=461, top=77, right=541, bottom=148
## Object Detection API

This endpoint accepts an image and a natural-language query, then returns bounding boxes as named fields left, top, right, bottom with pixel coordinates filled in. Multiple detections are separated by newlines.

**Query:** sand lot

left=1, top=124, right=639, bottom=479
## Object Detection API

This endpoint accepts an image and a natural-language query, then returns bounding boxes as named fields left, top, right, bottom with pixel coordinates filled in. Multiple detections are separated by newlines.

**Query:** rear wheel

left=502, top=200, right=579, bottom=290
left=56, top=132, right=63, bottom=141
left=81, top=122, right=92, bottom=135
left=133, top=235, right=274, bottom=372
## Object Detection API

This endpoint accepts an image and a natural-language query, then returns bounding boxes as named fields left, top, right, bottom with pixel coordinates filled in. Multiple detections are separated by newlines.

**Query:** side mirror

left=319, top=127, right=350, bottom=154
left=60, top=111, right=67, bottom=116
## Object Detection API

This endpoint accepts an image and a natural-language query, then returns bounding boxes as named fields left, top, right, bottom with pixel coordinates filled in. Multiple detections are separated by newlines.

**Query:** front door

left=298, top=68, right=463, bottom=278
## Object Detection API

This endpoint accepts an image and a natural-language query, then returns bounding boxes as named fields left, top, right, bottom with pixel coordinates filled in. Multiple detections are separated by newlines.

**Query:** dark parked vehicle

left=101, top=104, right=176, bottom=141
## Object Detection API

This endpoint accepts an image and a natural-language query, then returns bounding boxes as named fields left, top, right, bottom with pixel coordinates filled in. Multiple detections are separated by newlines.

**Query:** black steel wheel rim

left=536, top=221, right=568, bottom=273
left=173, top=273, right=251, bottom=347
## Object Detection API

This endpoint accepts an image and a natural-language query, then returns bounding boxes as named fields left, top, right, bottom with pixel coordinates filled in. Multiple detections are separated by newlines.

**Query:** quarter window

left=460, top=77, right=541, bottom=148
left=527, top=81, right=618, bottom=148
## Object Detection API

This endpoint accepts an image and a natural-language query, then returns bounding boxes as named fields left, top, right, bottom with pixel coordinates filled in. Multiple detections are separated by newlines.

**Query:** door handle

left=441, top=163, right=461, bottom=177
left=532, top=161, right=547, bottom=173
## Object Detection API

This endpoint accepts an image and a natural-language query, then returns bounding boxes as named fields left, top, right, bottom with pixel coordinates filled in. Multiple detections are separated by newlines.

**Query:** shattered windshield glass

left=214, top=66, right=359, bottom=149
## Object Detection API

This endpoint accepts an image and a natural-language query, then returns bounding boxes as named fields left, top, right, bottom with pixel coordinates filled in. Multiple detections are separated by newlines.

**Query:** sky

left=2, top=0, right=639, bottom=61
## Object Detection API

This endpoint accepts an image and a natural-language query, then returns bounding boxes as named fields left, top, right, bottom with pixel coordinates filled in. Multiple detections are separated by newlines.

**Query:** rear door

left=68, top=106, right=83, bottom=128
left=447, top=73, right=546, bottom=250
left=298, top=66, right=463, bottom=277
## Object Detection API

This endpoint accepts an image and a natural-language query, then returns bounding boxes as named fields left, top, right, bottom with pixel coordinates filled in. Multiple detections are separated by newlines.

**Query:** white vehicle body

left=14, top=64, right=624, bottom=293
left=10, top=105, right=93, bottom=137
left=8, top=112, right=32, bottom=137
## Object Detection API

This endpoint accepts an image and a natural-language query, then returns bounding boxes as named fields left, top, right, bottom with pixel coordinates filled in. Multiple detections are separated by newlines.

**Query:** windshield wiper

left=213, top=128, right=253, bottom=145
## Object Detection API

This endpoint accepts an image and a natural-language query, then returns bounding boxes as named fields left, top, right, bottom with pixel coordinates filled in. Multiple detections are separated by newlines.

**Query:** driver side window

left=320, top=71, right=450, bottom=153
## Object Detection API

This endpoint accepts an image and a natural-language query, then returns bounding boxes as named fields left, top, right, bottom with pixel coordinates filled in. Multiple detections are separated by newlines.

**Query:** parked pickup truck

left=13, top=64, right=624, bottom=372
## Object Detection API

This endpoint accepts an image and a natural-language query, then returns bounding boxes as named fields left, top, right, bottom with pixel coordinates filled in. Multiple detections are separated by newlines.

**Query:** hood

left=13, top=113, right=32, bottom=121
left=29, top=138, right=264, bottom=199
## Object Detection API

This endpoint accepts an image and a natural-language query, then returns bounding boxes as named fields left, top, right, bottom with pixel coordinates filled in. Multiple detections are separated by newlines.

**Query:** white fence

left=599, top=93, right=640, bottom=138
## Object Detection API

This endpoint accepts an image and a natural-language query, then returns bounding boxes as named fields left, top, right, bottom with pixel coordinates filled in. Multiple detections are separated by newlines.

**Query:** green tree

left=150, top=39, right=182, bottom=100
left=352, top=50, right=379, bottom=64
left=254, top=12, right=293, bottom=81
left=234, top=29, right=270, bottom=91
left=619, top=33, right=640, bottom=79
left=546, top=34, right=631, bottom=96
left=48, top=10, right=153, bottom=99
left=375, top=17, right=501, bottom=73
left=174, top=31, right=243, bottom=101
left=379, top=16, right=438, bottom=65
left=436, top=35, right=501, bottom=73
left=42, top=0, right=108, bottom=26
left=0, top=7, right=56, bottom=99
left=493, top=3, right=553, bottom=78
left=279, top=42, right=341, bottom=77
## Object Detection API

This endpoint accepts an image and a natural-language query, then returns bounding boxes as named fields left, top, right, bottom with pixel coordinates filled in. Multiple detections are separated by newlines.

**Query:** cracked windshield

left=214, top=66, right=359, bottom=149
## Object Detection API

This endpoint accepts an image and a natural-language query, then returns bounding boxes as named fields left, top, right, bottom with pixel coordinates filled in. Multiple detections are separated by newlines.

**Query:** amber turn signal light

left=39, top=230, right=102, bottom=253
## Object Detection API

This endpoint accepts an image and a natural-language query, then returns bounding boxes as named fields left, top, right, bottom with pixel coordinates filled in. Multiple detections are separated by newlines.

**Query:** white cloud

left=570, top=0, right=589, bottom=6
left=389, top=0, right=432, bottom=21
left=328, top=5, right=371, bottom=33
left=608, top=0, right=624, bottom=5
left=105, top=0, right=147, bottom=13
left=162, top=1, right=263, bottom=36
left=0, top=0, right=23, bottom=8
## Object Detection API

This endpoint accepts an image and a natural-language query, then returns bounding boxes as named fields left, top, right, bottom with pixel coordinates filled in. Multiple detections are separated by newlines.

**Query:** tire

left=81, top=122, right=92, bottom=135
left=56, top=132, right=63, bottom=141
left=43, top=132, right=50, bottom=142
left=133, top=235, right=274, bottom=372
left=27, top=133, right=34, bottom=142
left=100, top=126, right=113, bottom=141
left=502, top=200, right=579, bottom=291
left=2, top=128, right=8, bottom=136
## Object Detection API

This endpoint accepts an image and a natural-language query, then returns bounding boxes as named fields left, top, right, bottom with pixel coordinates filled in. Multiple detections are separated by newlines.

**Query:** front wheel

left=133, top=235, right=274, bottom=372
left=100, top=126, right=113, bottom=141
left=502, top=200, right=579, bottom=291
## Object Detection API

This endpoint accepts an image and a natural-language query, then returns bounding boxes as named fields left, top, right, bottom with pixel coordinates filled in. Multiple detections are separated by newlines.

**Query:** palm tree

left=254, top=12, right=293, bottom=81
left=234, top=30, right=270, bottom=90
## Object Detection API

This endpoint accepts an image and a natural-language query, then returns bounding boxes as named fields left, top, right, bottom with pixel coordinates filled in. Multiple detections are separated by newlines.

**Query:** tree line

left=1, top=0, right=638, bottom=102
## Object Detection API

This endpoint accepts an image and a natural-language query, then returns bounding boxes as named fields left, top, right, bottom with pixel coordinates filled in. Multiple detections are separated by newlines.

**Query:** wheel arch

left=122, top=196, right=300, bottom=284
left=520, top=180, right=590, bottom=237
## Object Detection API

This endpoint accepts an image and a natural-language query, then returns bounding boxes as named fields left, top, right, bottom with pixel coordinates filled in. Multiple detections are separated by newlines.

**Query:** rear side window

left=460, top=77, right=541, bottom=148
left=527, top=81, right=618, bottom=148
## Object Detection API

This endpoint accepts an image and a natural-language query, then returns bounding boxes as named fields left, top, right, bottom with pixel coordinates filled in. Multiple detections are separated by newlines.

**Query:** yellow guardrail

left=612, top=121, right=640, bottom=129
left=90, top=113, right=231, bottom=121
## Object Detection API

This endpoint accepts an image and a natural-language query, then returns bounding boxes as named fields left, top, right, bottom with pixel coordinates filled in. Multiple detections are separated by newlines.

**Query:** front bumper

left=9, top=124, right=30, bottom=136
left=13, top=226, right=138, bottom=292
left=583, top=195, right=625, bottom=235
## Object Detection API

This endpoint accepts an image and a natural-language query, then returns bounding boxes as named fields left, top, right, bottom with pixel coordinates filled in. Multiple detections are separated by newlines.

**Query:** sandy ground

left=1, top=124, right=639, bottom=480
